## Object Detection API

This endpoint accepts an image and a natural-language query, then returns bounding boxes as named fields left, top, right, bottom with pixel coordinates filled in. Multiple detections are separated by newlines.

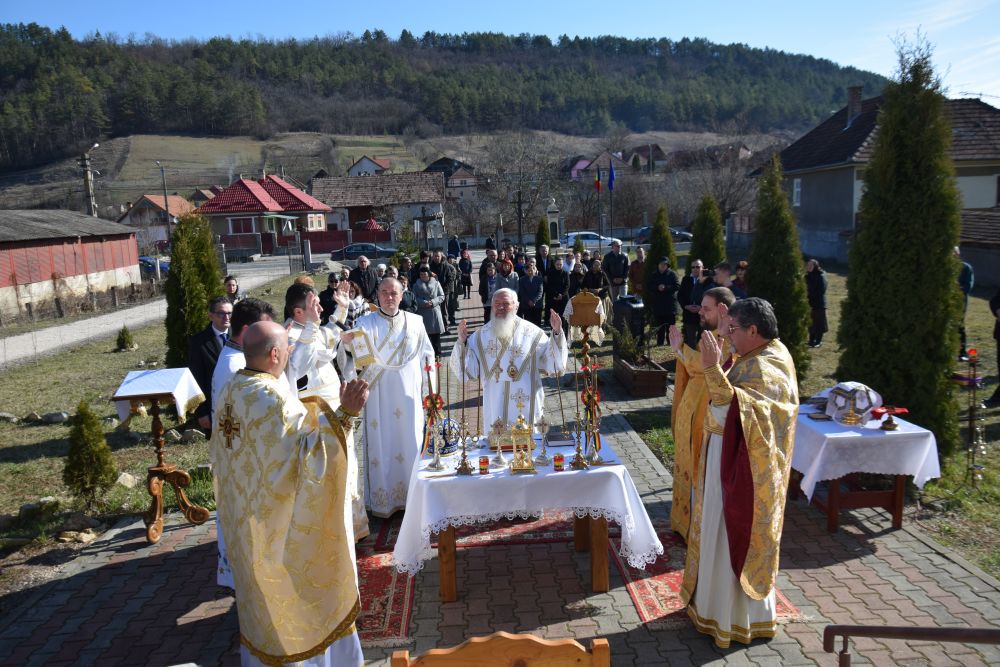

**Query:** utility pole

left=80, top=143, right=99, bottom=217
left=155, top=161, right=170, bottom=224
left=516, top=186, right=524, bottom=251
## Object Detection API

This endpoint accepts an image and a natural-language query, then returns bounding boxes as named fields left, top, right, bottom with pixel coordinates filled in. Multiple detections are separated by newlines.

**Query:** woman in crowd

left=412, top=266, right=445, bottom=357
left=805, top=259, right=828, bottom=347
left=479, top=262, right=498, bottom=322
left=459, top=249, right=474, bottom=299
left=345, top=281, right=367, bottom=329
left=568, top=262, right=587, bottom=298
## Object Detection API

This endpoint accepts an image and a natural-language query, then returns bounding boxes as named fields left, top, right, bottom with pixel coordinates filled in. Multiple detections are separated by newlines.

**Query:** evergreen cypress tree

left=165, top=214, right=224, bottom=367
left=534, top=216, right=551, bottom=256
left=746, top=156, right=811, bottom=378
left=688, top=194, right=726, bottom=271
left=642, top=205, right=678, bottom=290
left=63, top=400, right=117, bottom=509
left=837, top=42, right=961, bottom=454
left=573, top=235, right=585, bottom=255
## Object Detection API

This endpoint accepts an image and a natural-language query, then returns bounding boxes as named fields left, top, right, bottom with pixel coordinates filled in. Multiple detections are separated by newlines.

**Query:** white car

left=562, top=231, right=623, bottom=250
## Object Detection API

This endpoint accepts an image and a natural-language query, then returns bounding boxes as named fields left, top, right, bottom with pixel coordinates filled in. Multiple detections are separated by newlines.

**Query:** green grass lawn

left=0, top=273, right=293, bottom=537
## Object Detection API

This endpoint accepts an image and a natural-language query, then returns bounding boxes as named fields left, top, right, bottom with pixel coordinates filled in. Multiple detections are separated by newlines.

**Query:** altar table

left=392, top=440, right=663, bottom=602
left=792, top=405, right=940, bottom=532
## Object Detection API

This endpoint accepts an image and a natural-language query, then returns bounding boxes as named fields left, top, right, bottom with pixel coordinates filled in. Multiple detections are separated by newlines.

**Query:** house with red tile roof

left=195, top=176, right=333, bottom=257
left=773, top=87, right=1000, bottom=272
left=347, top=155, right=392, bottom=176
left=116, top=195, right=195, bottom=251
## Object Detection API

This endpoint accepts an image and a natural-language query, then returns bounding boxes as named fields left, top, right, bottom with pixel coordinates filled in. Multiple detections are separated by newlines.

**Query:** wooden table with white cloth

left=392, top=439, right=663, bottom=602
left=792, top=403, right=941, bottom=532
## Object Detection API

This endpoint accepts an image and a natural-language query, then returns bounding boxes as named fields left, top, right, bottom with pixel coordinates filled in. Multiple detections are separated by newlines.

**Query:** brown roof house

left=117, top=195, right=195, bottom=252
left=347, top=155, right=392, bottom=177
left=776, top=86, right=1000, bottom=269
left=310, top=172, right=445, bottom=243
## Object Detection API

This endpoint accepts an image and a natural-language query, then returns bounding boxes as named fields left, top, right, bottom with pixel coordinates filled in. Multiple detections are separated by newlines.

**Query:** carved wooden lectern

left=113, top=369, right=211, bottom=543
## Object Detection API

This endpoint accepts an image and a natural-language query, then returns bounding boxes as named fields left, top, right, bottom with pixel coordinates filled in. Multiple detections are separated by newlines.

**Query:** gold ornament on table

left=509, top=402, right=536, bottom=474
left=829, top=385, right=867, bottom=425
left=534, top=416, right=551, bottom=466
left=489, top=418, right=507, bottom=469
left=569, top=413, right=589, bottom=470
left=454, top=416, right=476, bottom=476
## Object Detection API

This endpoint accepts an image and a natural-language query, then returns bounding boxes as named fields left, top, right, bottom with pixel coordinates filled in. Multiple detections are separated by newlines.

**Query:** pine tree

left=746, top=156, right=811, bottom=378
left=643, top=205, right=678, bottom=289
left=837, top=42, right=961, bottom=454
left=688, top=194, right=726, bottom=271
left=63, top=400, right=117, bottom=509
left=534, top=216, right=551, bottom=256
left=165, top=213, right=224, bottom=367
left=573, top=235, right=585, bottom=255
left=116, top=325, right=135, bottom=351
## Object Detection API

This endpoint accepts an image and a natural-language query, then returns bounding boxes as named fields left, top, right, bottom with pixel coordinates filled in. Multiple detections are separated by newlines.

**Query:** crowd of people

left=191, top=234, right=994, bottom=663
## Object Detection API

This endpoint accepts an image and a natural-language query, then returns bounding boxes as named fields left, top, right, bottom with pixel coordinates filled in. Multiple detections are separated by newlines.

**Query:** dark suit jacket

left=188, top=325, right=224, bottom=420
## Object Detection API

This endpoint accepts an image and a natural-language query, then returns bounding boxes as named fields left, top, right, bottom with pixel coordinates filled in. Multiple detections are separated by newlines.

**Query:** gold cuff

left=704, top=363, right=735, bottom=406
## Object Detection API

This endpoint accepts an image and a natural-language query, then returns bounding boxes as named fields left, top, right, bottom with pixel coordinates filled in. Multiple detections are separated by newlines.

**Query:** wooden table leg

left=891, top=475, right=906, bottom=530
left=437, top=526, right=457, bottom=602
left=573, top=515, right=590, bottom=552
left=827, top=477, right=841, bottom=533
left=590, top=517, right=609, bottom=592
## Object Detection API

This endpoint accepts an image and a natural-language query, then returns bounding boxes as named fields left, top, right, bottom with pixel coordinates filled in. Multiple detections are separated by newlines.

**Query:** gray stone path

left=0, top=268, right=998, bottom=666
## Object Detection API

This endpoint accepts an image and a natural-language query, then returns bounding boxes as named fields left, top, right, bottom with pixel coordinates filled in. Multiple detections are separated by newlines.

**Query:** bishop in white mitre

left=284, top=282, right=369, bottom=542
left=451, top=288, right=568, bottom=434
left=338, top=277, right=435, bottom=518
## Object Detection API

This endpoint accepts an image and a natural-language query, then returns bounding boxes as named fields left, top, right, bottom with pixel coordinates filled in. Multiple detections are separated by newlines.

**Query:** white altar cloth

left=392, top=440, right=663, bottom=575
left=793, top=405, right=940, bottom=501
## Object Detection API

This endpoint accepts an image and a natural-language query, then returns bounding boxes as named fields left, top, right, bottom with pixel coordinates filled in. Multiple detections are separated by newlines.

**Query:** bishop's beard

left=492, top=310, right=517, bottom=341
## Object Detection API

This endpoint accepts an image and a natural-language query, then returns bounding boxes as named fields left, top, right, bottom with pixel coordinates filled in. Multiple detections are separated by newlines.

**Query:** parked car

left=635, top=226, right=693, bottom=244
left=138, top=255, right=170, bottom=277
left=562, top=231, right=623, bottom=250
left=330, top=243, right=398, bottom=261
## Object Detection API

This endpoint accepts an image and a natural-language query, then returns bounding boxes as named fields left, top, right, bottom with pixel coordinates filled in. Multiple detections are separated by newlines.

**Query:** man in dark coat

left=603, top=240, right=630, bottom=301
left=545, top=257, right=570, bottom=331
left=805, top=259, right=828, bottom=347
left=646, top=257, right=679, bottom=346
left=348, top=255, right=380, bottom=303
left=188, top=296, right=233, bottom=432
left=318, top=272, right=341, bottom=325
left=679, top=259, right=705, bottom=349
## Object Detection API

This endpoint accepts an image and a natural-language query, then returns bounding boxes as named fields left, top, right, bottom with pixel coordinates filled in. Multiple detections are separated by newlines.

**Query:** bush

left=116, top=325, right=135, bottom=351
left=573, top=235, right=585, bottom=255
left=642, top=205, right=678, bottom=294
left=534, top=216, right=551, bottom=255
left=746, top=155, right=811, bottom=378
left=608, top=323, right=640, bottom=364
left=63, top=400, right=117, bottom=509
left=688, top=194, right=726, bottom=271
left=164, top=214, right=224, bottom=367
left=837, top=41, right=961, bottom=455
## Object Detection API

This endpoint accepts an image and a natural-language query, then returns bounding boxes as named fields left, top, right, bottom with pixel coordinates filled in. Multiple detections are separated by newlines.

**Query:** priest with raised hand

left=451, top=288, right=568, bottom=435
left=667, top=286, right=736, bottom=541
left=211, top=320, right=368, bottom=667
left=337, top=277, right=435, bottom=518
left=681, top=297, right=798, bottom=649
left=283, top=282, right=369, bottom=543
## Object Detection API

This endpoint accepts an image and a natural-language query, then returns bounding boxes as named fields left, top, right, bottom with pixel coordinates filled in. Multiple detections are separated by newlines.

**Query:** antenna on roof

left=958, top=91, right=999, bottom=99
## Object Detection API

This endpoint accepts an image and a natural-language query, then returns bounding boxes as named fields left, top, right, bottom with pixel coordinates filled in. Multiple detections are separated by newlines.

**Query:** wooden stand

left=435, top=516, right=609, bottom=602
left=791, top=471, right=906, bottom=533
left=141, top=397, right=210, bottom=543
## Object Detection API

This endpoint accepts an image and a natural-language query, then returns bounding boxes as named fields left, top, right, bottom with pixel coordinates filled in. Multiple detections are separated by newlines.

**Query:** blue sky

left=6, top=0, right=999, bottom=102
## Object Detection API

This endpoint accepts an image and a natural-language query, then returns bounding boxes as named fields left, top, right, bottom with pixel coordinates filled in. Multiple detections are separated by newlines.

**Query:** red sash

left=720, top=394, right=753, bottom=580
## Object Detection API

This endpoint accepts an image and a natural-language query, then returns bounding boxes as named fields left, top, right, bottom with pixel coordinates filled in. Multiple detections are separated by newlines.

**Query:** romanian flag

left=594, top=169, right=601, bottom=193
left=608, top=162, right=616, bottom=192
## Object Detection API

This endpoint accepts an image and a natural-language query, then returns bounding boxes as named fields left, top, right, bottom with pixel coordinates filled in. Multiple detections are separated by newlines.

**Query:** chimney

left=846, top=86, right=863, bottom=129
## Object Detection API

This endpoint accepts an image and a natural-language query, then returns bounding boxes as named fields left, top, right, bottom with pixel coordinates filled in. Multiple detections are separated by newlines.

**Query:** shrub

left=534, top=216, right=551, bottom=256
left=164, top=214, right=224, bottom=367
left=642, top=205, right=677, bottom=294
left=116, top=325, right=135, bottom=351
left=63, top=400, right=117, bottom=509
left=688, top=194, right=726, bottom=271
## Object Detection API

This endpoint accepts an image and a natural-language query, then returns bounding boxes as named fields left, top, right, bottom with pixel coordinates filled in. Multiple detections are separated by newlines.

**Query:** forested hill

left=0, top=23, right=887, bottom=171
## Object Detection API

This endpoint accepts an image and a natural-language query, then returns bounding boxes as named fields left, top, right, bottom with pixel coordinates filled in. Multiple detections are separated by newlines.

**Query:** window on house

left=308, top=215, right=325, bottom=231
left=792, top=178, right=802, bottom=207
left=231, top=218, right=254, bottom=234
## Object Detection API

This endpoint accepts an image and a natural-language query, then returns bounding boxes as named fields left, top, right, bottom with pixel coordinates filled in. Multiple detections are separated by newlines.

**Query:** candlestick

left=445, top=358, right=451, bottom=431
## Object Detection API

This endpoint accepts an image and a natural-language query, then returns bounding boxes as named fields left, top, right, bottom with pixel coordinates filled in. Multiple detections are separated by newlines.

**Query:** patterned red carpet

left=356, top=512, right=800, bottom=646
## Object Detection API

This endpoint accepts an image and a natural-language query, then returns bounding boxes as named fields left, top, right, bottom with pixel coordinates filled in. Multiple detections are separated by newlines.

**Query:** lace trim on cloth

left=393, top=506, right=663, bottom=576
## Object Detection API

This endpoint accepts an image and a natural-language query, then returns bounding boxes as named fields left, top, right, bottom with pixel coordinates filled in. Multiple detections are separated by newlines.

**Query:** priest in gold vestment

left=681, top=298, right=798, bottom=649
left=211, top=321, right=367, bottom=667
left=668, top=286, right=735, bottom=540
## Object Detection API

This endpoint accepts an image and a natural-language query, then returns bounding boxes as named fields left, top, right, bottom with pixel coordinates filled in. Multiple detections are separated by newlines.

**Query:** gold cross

left=218, top=404, right=241, bottom=449
left=393, top=407, right=402, bottom=419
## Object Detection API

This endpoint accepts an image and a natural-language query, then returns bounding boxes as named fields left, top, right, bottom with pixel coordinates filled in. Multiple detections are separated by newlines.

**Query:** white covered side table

left=792, top=405, right=940, bottom=532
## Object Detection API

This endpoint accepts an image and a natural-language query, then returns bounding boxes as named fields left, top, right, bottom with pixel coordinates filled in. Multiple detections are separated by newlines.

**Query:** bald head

left=243, top=320, right=289, bottom=378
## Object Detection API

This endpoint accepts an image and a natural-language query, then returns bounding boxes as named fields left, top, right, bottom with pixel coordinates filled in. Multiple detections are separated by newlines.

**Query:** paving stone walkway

left=1, top=270, right=998, bottom=666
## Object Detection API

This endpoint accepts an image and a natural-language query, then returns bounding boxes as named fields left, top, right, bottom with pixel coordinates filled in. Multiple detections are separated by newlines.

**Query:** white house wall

left=0, top=265, right=141, bottom=320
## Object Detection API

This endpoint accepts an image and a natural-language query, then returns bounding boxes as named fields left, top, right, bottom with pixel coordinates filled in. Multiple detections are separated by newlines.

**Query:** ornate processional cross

left=218, top=404, right=241, bottom=449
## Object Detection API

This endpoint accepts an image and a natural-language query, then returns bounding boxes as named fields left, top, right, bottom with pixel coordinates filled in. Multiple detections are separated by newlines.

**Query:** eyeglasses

left=213, top=310, right=233, bottom=317
left=727, top=323, right=746, bottom=334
